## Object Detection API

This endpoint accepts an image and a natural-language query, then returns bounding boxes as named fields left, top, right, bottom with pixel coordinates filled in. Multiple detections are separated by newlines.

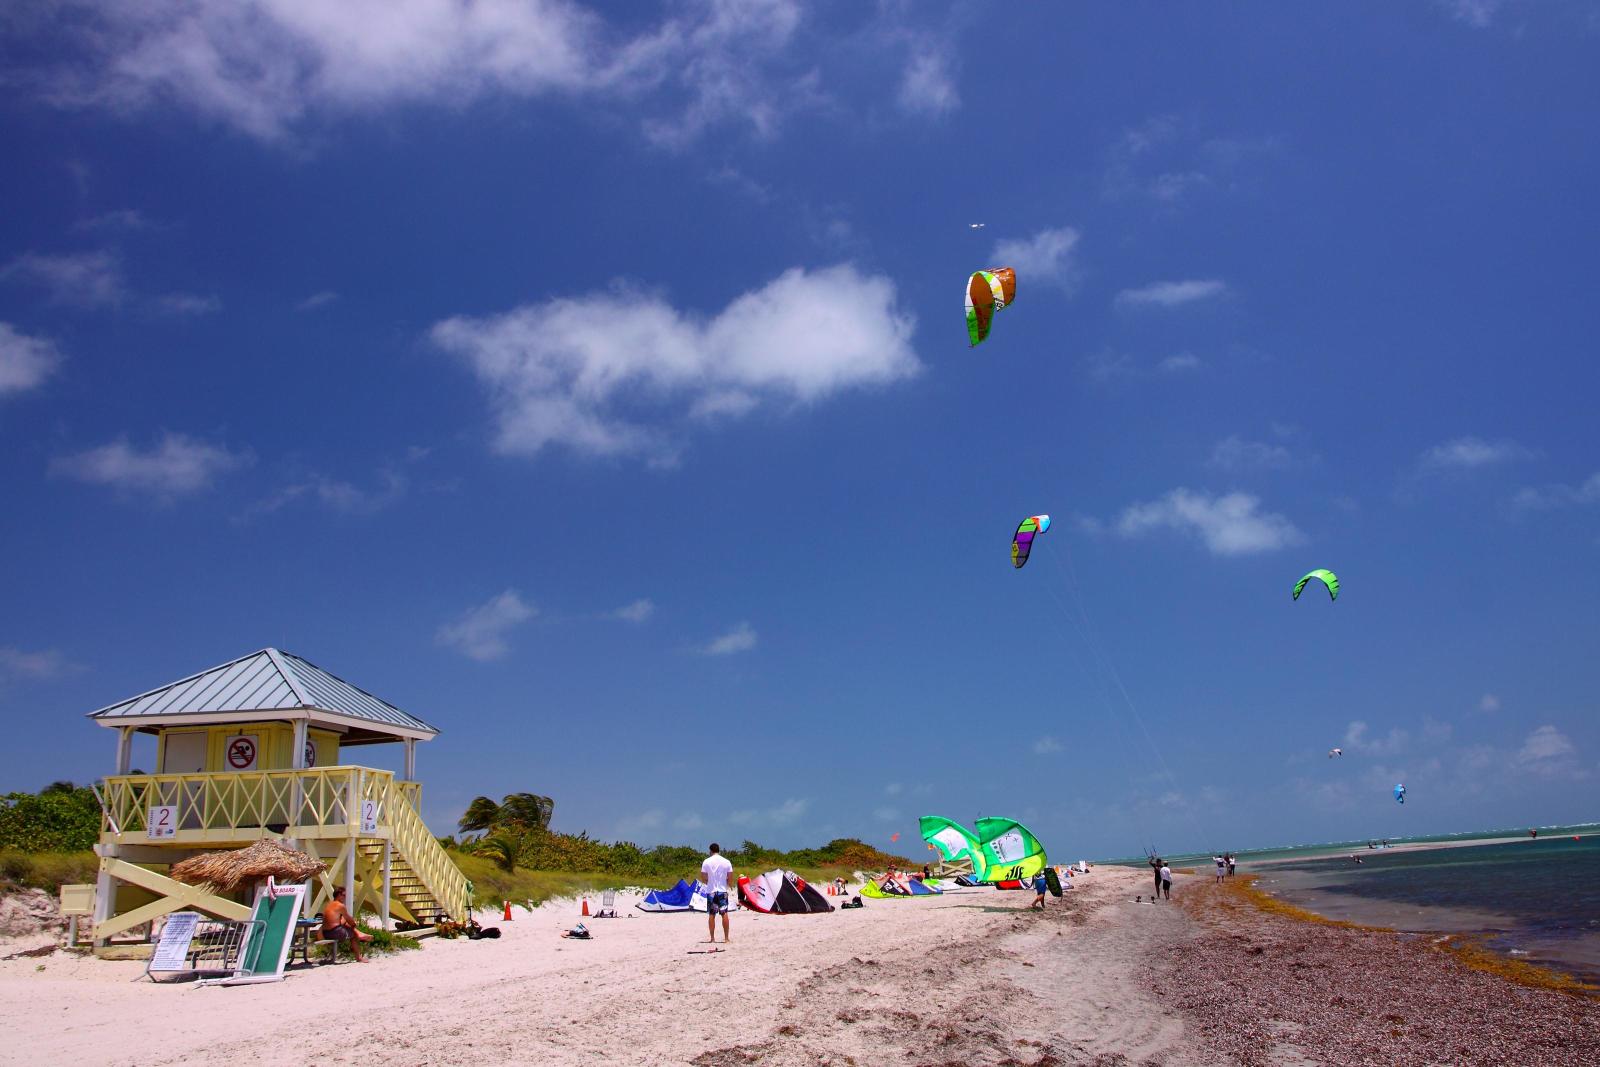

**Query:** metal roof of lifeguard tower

left=86, top=648, right=438, bottom=745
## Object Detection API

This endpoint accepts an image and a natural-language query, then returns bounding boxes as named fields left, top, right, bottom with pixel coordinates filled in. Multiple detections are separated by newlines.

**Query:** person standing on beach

left=1149, top=854, right=1163, bottom=897
left=1159, top=862, right=1172, bottom=900
left=1030, top=870, right=1048, bottom=910
left=1214, top=855, right=1225, bottom=883
left=700, top=843, right=734, bottom=944
left=1226, top=853, right=1236, bottom=878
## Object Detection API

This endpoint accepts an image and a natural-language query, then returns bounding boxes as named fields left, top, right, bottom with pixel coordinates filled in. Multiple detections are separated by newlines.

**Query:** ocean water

left=1249, top=834, right=1600, bottom=982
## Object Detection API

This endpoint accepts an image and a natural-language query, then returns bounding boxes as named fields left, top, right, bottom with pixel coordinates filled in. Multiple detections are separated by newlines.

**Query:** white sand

left=0, top=869, right=1221, bottom=1066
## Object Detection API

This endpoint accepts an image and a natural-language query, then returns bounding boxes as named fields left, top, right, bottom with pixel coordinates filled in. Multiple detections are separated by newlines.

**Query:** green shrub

left=0, top=784, right=101, bottom=852
left=0, top=849, right=98, bottom=892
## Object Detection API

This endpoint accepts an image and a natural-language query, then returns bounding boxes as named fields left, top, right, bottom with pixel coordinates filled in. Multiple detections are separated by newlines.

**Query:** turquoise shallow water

left=1113, top=828, right=1600, bottom=982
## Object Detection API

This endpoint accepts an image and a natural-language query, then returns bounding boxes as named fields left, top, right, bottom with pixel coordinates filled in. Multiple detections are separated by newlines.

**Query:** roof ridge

left=263, top=648, right=313, bottom=708
left=85, top=647, right=276, bottom=719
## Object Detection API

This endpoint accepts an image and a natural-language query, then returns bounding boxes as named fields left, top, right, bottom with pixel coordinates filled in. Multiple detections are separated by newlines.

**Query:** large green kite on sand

left=919, top=815, right=986, bottom=879
left=975, top=817, right=1048, bottom=883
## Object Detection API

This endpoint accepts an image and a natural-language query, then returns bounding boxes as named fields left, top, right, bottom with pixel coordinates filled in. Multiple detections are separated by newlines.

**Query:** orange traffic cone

left=581, top=897, right=590, bottom=917
left=503, top=900, right=513, bottom=921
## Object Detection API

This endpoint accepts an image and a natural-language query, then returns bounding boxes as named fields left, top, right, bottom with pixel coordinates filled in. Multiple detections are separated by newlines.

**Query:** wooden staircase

left=358, top=839, right=452, bottom=924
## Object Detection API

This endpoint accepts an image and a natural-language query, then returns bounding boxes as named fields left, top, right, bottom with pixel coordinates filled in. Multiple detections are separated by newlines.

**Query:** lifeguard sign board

left=224, top=735, right=259, bottom=772
left=147, top=804, right=177, bottom=839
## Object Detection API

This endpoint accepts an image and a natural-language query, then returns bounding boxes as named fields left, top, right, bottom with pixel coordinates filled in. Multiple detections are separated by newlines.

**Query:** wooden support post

left=403, top=739, right=416, bottom=781
left=115, top=727, right=133, bottom=776
left=381, top=841, right=392, bottom=931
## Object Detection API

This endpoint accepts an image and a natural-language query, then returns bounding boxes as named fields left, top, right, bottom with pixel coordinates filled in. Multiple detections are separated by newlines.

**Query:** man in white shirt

left=700, top=843, right=735, bottom=944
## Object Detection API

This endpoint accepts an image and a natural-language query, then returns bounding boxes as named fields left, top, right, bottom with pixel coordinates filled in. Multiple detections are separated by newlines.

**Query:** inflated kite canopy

left=975, top=816, right=1048, bottom=884
left=1292, top=568, right=1340, bottom=602
left=1012, top=514, right=1050, bottom=569
left=919, top=815, right=986, bottom=879
left=966, top=266, right=1016, bottom=346
left=1394, top=784, right=1406, bottom=804
left=1328, top=747, right=1343, bottom=758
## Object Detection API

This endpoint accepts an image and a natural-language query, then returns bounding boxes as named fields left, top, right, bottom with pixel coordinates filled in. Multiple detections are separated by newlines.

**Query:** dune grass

left=0, top=849, right=98, bottom=893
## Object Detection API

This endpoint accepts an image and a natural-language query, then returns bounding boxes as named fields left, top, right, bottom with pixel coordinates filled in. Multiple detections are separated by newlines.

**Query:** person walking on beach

left=1159, top=862, right=1172, bottom=900
left=1226, top=853, right=1236, bottom=878
left=700, top=843, right=734, bottom=944
left=1214, top=855, right=1225, bottom=884
left=1149, top=854, right=1163, bottom=897
left=1029, top=870, right=1049, bottom=910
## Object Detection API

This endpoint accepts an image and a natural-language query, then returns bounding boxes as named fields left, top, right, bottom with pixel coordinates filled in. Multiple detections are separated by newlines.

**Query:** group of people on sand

left=1212, top=853, right=1236, bottom=882
left=1145, top=856, right=1173, bottom=900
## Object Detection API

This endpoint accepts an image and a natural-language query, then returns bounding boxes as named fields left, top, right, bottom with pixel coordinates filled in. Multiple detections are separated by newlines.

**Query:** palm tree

left=472, top=834, right=520, bottom=873
left=458, top=796, right=503, bottom=835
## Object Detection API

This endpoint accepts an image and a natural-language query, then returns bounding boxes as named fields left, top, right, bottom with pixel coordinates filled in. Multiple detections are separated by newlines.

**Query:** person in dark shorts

left=1159, top=862, right=1172, bottom=900
left=700, top=843, right=735, bottom=944
left=1148, top=854, right=1162, bottom=897
left=320, top=886, right=372, bottom=962
left=1030, top=870, right=1048, bottom=909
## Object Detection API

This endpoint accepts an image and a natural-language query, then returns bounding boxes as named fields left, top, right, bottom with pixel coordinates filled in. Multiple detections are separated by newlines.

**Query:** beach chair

left=594, top=889, right=619, bottom=918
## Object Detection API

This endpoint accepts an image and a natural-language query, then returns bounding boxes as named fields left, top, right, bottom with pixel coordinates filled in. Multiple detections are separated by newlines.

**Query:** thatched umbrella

left=170, top=839, right=327, bottom=893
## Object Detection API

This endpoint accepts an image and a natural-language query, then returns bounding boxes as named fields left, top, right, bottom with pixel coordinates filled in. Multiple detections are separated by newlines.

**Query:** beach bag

left=839, top=896, right=864, bottom=909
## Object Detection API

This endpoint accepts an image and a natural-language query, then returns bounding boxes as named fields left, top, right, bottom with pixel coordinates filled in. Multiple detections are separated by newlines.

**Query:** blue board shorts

left=706, top=891, right=729, bottom=915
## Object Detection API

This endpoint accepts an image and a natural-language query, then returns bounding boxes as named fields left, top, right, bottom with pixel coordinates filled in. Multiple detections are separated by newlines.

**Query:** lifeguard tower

left=84, top=648, right=467, bottom=954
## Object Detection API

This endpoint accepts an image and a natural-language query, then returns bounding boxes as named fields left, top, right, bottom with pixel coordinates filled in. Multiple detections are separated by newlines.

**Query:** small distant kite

left=966, top=267, right=1016, bottom=347
left=1328, top=748, right=1343, bottom=758
left=969, top=223, right=986, bottom=229
left=1293, top=568, right=1340, bottom=602
left=1394, top=784, right=1406, bottom=804
left=1012, top=514, right=1050, bottom=569
left=890, top=832, right=900, bottom=843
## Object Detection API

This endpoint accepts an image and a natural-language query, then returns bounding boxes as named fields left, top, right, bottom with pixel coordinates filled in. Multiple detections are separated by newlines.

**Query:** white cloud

left=1418, top=436, right=1534, bottom=473
left=871, top=806, right=900, bottom=822
left=1511, top=472, right=1600, bottom=510
left=1479, top=693, right=1501, bottom=713
left=0, top=323, right=63, bottom=397
left=883, top=782, right=903, bottom=796
left=1155, top=352, right=1202, bottom=373
left=74, top=208, right=152, bottom=231
left=1209, top=435, right=1292, bottom=472
left=432, top=264, right=918, bottom=464
left=51, top=433, right=249, bottom=496
left=896, top=50, right=957, bottom=116
left=435, top=589, right=535, bottom=662
left=2, top=249, right=125, bottom=306
left=1344, top=720, right=1410, bottom=758
left=1515, top=725, right=1581, bottom=778
left=612, top=598, right=655, bottom=623
left=672, top=812, right=705, bottom=831
left=1437, top=0, right=1506, bottom=28
left=246, top=469, right=408, bottom=518
left=1115, top=279, right=1228, bottom=308
left=156, top=292, right=222, bottom=316
left=31, top=0, right=823, bottom=148
left=1085, top=350, right=1202, bottom=382
left=990, top=227, right=1080, bottom=292
left=702, top=621, right=757, bottom=656
left=1150, top=170, right=1210, bottom=202
left=729, top=797, right=808, bottom=827
left=1115, top=489, right=1303, bottom=555
left=1033, top=736, right=1063, bottom=755
left=0, top=647, right=78, bottom=681
left=296, top=290, right=339, bottom=311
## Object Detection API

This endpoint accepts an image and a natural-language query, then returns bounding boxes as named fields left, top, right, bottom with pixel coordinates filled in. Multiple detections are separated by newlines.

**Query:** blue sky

left=2, top=1, right=1597, bottom=860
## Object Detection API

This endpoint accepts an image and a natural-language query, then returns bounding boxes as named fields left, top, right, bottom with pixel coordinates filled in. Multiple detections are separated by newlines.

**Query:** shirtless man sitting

left=321, top=887, right=374, bottom=962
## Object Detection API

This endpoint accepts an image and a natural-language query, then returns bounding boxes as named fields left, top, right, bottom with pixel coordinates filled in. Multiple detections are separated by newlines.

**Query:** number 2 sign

left=148, top=804, right=178, bottom=839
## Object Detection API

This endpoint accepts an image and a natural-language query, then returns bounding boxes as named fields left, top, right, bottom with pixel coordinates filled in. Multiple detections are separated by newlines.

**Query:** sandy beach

left=3, top=866, right=1596, bottom=1066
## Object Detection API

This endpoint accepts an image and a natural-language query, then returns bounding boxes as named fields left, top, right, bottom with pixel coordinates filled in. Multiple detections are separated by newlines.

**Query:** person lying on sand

left=321, top=887, right=373, bottom=962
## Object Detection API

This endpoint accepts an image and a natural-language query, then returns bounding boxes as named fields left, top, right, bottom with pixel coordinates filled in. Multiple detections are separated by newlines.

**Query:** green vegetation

left=0, top=782, right=100, bottom=853
left=447, top=835, right=912, bottom=908
left=0, top=849, right=98, bottom=892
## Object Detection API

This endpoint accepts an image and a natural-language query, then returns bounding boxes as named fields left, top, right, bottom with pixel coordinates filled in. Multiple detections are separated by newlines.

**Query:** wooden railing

left=98, top=766, right=465, bottom=921
left=101, top=766, right=406, bottom=842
